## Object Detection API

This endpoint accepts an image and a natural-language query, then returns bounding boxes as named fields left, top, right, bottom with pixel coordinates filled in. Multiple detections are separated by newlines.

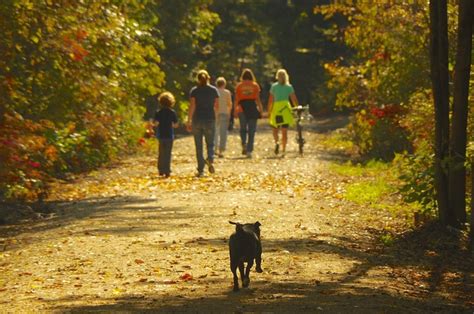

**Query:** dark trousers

left=158, top=138, right=173, bottom=175
left=238, top=113, right=257, bottom=153
left=192, top=120, right=215, bottom=172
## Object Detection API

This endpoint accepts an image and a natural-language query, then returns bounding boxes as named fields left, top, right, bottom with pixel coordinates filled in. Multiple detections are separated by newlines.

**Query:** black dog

left=228, top=221, right=263, bottom=291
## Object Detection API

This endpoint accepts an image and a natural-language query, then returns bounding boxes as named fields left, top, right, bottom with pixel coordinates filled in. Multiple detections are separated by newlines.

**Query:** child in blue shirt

left=154, top=92, right=178, bottom=177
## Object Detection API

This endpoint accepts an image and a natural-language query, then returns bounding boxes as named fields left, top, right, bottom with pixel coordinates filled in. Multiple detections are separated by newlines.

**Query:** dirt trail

left=0, top=119, right=472, bottom=313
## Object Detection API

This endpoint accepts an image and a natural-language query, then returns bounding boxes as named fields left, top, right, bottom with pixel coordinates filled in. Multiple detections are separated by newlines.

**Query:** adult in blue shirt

left=187, top=70, right=219, bottom=177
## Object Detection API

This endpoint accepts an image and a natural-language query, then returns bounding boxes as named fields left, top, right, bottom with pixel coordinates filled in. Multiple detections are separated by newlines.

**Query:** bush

left=0, top=107, right=146, bottom=201
left=349, top=105, right=412, bottom=160
left=396, top=142, right=436, bottom=215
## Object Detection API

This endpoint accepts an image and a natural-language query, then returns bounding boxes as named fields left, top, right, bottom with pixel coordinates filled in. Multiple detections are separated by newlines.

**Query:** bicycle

left=292, top=105, right=309, bottom=155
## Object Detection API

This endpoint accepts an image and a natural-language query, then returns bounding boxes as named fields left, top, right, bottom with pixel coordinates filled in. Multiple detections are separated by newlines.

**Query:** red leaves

left=75, top=29, right=88, bottom=41
left=179, top=273, right=193, bottom=281
left=370, top=107, right=386, bottom=119
left=62, top=32, right=89, bottom=62
left=28, top=161, right=41, bottom=168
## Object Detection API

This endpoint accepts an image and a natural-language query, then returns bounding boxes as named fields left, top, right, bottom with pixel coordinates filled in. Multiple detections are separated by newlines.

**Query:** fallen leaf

left=135, top=259, right=144, bottom=264
left=180, top=273, right=193, bottom=281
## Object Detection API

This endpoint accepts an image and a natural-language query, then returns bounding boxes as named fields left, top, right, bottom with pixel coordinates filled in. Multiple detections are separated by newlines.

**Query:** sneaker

left=246, top=152, right=252, bottom=159
left=196, top=171, right=204, bottom=178
left=218, top=153, right=224, bottom=158
left=242, top=144, right=247, bottom=155
left=274, top=143, right=279, bottom=155
left=206, top=159, right=215, bottom=174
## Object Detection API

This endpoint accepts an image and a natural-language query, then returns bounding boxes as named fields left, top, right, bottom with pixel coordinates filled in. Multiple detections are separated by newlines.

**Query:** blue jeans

left=238, top=113, right=257, bottom=153
left=214, top=113, right=229, bottom=152
left=158, top=138, right=173, bottom=175
left=192, top=120, right=215, bottom=172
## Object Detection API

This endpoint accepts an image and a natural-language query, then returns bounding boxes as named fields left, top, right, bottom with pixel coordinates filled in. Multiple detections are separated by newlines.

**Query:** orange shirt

left=235, top=81, right=260, bottom=102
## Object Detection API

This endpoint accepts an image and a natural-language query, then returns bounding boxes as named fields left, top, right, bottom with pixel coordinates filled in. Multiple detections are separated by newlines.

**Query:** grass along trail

left=0, top=119, right=472, bottom=312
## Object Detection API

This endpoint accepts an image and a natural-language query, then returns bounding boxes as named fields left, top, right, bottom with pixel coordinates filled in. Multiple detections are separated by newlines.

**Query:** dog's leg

left=238, top=262, right=247, bottom=288
left=243, top=260, right=253, bottom=288
left=231, top=262, right=239, bottom=291
left=255, top=241, right=263, bottom=273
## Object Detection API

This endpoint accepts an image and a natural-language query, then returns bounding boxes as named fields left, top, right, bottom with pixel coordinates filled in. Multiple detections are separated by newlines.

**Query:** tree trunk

left=448, top=0, right=473, bottom=226
left=429, top=0, right=451, bottom=225
left=471, top=159, right=474, bottom=253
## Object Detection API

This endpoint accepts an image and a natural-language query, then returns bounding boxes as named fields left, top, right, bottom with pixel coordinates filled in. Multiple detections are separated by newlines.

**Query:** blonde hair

left=276, top=69, right=289, bottom=85
left=216, top=76, right=226, bottom=88
left=158, top=91, right=175, bottom=108
left=197, top=70, right=210, bottom=86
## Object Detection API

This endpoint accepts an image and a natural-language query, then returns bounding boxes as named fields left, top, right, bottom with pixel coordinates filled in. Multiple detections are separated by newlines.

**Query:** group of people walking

left=152, top=68, right=299, bottom=177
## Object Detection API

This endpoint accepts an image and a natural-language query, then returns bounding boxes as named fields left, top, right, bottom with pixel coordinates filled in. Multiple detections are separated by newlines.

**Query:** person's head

left=197, top=70, right=210, bottom=86
left=158, top=91, right=175, bottom=108
left=216, top=77, right=226, bottom=88
left=276, top=69, right=289, bottom=85
left=240, top=68, right=256, bottom=82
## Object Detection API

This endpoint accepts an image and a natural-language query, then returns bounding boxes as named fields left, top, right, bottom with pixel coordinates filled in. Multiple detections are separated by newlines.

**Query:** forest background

left=0, top=1, right=472, bottom=239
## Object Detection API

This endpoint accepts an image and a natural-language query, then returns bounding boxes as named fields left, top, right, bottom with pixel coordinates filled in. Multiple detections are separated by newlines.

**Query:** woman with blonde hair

left=234, top=68, right=263, bottom=158
left=214, top=77, right=232, bottom=158
left=267, top=69, right=299, bottom=156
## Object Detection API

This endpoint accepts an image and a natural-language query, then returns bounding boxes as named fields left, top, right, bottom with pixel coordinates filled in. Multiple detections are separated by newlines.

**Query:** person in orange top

left=234, top=68, right=263, bottom=158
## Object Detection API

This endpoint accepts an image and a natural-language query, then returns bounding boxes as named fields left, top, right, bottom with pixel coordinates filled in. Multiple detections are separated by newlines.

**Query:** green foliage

left=149, top=0, right=220, bottom=113
left=396, top=144, right=436, bottom=214
left=379, top=233, right=395, bottom=246
left=320, top=129, right=354, bottom=154
left=0, top=0, right=164, bottom=200
left=330, top=160, right=391, bottom=177
left=317, top=3, right=431, bottom=159
left=344, top=180, right=393, bottom=205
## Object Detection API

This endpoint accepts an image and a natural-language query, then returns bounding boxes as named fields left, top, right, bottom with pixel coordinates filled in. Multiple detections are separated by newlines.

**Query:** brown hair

left=197, top=69, right=210, bottom=86
left=158, top=91, right=175, bottom=108
left=240, top=68, right=256, bottom=82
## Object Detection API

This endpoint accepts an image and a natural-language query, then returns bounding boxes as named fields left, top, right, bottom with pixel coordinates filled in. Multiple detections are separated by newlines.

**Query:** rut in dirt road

left=0, top=119, right=472, bottom=313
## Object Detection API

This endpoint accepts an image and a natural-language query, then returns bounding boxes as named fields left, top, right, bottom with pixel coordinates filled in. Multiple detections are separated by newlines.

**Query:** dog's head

left=229, top=221, right=261, bottom=234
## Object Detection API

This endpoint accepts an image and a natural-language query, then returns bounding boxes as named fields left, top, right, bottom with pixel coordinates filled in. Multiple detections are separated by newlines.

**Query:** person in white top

left=214, top=77, right=233, bottom=158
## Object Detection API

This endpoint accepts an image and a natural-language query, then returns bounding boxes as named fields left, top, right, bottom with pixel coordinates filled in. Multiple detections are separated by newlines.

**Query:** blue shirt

left=154, top=107, right=178, bottom=139
left=270, top=83, right=294, bottom=102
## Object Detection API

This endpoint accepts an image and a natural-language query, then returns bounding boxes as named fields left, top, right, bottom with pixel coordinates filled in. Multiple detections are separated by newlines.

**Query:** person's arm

left=227, top=91, right=232, bottom=116
left=214, top=97, right=219, bottom=120
left=233, top=88, right=240, bottom=118
left=152, top=112, right=159, bottom=126
left=187, top=97, right=195, bottom=132
left=172, top=112, right=179, bottom=128
left=289, top=93, right=299, bottom=107
left=256, top=92, right=264, bottom=116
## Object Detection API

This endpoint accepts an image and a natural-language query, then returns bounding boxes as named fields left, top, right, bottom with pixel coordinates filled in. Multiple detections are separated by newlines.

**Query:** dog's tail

left=229, top=221, right=239, bottom=225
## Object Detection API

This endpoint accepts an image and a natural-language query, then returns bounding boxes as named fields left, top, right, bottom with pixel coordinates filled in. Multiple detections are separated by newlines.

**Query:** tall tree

left=448, top=0, right=473, bottom=225
left=429, top=0, right=451, bottom=225
left=471, top=159, right=474, bottom=251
